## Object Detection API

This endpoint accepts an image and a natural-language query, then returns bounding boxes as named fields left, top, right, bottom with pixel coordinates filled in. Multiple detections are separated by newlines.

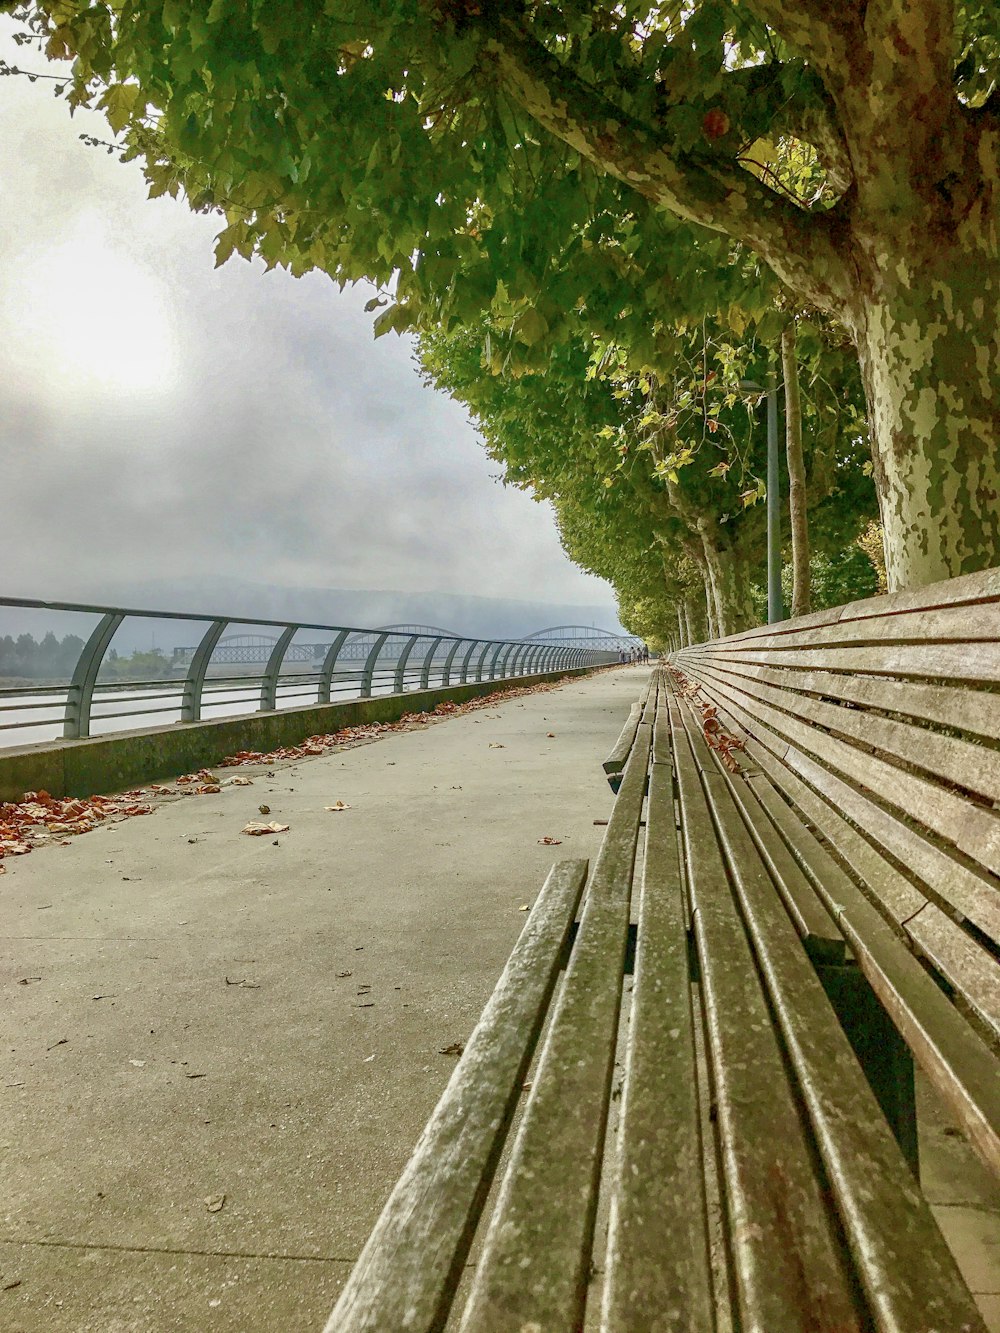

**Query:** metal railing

left=0, top=597, right=618, bottom=747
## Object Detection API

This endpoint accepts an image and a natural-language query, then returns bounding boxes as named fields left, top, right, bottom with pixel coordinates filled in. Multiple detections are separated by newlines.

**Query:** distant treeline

left=0, top=633, right=171, bottom=681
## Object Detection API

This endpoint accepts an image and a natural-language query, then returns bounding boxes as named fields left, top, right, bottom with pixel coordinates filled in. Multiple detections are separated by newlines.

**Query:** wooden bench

left=324, top=581, right=1000, bottom=1331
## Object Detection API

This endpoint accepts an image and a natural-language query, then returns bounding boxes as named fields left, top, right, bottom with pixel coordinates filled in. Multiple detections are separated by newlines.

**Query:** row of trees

left=12, top=0, right=998, bottom=642
left=0, top=634, right=168, bottom=683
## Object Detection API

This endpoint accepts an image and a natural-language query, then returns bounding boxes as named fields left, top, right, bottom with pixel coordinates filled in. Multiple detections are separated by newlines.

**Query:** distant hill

left=0, top=575, right=626, bottom=653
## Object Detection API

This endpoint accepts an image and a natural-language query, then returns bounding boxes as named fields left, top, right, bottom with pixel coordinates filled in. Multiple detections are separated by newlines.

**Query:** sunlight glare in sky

left=13, top=212, right=178, bottom=401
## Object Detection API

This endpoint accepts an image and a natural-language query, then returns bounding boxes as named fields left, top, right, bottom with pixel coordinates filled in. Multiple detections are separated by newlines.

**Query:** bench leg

left=817, top=963, right=919, bottom=1178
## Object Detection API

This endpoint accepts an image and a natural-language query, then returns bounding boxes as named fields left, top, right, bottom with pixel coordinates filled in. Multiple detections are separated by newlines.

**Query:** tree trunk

left=704, top=578, right=717, bottom=641
left=781, top=323, right=811, bottom=617
left=698, top=523, right=754, bottom=637
left=853, top=260, right=1000, bottom=589
left=682, top=598, right=694, bottom=646
left=676, top=603, right=687, bottom=648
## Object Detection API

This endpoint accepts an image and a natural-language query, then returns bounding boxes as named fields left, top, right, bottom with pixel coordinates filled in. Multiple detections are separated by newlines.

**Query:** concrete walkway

left=2, top=668, right=638, bottom=1331
left=3, top=665, right=998, bottom=1331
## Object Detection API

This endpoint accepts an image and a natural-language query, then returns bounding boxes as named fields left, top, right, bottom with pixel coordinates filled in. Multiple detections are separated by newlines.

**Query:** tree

left=15, top=0, right=991, bottom=588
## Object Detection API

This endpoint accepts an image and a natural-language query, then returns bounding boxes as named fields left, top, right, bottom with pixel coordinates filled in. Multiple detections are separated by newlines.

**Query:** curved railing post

left=419, top=636, right=444, bottom=690
left=63, top=611, right=125, bottom=738
left=393, top=634, right=421, bottom=693
left=260, top=626, right=297, bottom=711
left=509, top=643, right=530, bottom=677
left=180, top=619, right=227, bottom=724
left=459, top=639, right=482, bottom=684
left=495, top=642, right=516, bottom=679
left=526, top=644, right=544, bottom=676
left=360, top=632, right=390, bottom=698
left=486, top=641, right=506, bottom=680
left=318, top=629, right=351, bottom=703
left=440, top=637, right=464, bottom=687
left=474, top=641, right=494, bottom=682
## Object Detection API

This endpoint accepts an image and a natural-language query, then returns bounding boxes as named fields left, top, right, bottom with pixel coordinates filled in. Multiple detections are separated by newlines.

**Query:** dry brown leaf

left=241, top=821, right=289, bottom=836
left=537, top=836, right=562, bottom=845
left=204, top=1193, right=226, bottom=1213
left=324, top=801, right=352, bottom=811
left=488, top=742, right=505, bottom=749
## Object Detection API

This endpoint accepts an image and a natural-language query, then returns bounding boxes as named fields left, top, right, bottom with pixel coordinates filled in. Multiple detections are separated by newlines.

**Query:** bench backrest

left=674, top=565, right=1000, bottom=1170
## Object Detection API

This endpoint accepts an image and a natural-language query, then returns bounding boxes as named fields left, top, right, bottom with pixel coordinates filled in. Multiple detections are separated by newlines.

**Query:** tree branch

left=481, top=19, right=854, bottom=316
left=740, top=1, right=865, bottom=95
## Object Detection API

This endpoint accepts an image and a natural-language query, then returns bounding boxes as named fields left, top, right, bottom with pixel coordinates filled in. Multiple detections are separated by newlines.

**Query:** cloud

left=0, top=19, right=620, bottom=625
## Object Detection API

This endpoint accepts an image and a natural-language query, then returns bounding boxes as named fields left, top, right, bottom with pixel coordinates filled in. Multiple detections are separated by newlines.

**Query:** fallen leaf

left=241, top=821, right=289, bottom=836
left=488, top=742, right=505, bottom=749
left=324, top=801, right=352, bottom=811
left=204, top=1193, right=226, bottom=1213
left=185, top=1072, right=207, bottom=1079
left=224, top=777, right=253, bottom=787
left=439, top=1042, right=464, bottom=1056
left=129, top=1059, right=145, bottom=1067
left=546, top=732, right=556, bottom=737
left=47, top=1038, right=68, bottom=1051
left=258, top=804, right=271, bottom=815
left=225, top=977, right=260, bottom=988
left=537, top=836, right=563, bottom=845
left=518, top=904, right=530, bottom=912
left=335, top=970, right=353, bottom=978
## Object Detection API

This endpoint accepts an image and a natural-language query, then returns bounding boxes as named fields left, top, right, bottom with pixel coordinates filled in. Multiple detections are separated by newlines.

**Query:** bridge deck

left=2, top=667, right=997, bottom=1331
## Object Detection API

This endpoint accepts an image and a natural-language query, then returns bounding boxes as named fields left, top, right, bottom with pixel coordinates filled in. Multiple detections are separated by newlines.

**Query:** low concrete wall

left=0, top=668, right=598, bottom=801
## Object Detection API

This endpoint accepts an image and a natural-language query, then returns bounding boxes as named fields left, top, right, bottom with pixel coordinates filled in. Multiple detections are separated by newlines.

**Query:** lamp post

left=739, top=371, right=784, bottom=624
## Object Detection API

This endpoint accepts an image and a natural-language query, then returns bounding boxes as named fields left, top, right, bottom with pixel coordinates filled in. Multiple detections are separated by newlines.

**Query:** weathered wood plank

left=602, top=756, right=714, bottom=1332
left=676, top=708, right=989, bottom=1333
left=693, top=657, right=1000, bottom=808
left=684, top=663, right=1000, bottom=933
left=689, top=658, right=1000, bottom=745
left=684, top=667, right=1000, bottom=1039
left=683, top=689, right=1000, bottom=1178
left=459, top=724, right=651, bottom=1332
left=323, top=858, right=589, bottom=1333
left=680, top=637, right=1000, bottom=684
left=684, top=600, right=1000, bottom=656
left=603, top=701, right=642, bottom=775
left=669, top=697, right=862, bottom=1333
left=675, top=697, right=844, bottom=963
left=681, top=564, right=1000, bottom=653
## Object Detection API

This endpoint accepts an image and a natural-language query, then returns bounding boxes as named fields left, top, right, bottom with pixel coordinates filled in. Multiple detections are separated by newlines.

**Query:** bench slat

left=711, top=748, right=845, bottom=962
left=687, top=687, right=1000, bottom=1178
left=686, top=670, right=1000, bottom=1042
left=685, top=664, right=1000, bottom=948
left=696, top=657, right=1000, bottom=809
left=459, top=724, right=651, bottom=1331
left=603, top=701, right=642, bottom=776
left=695, top=658, right=1000, bottom=745
left=685, top=566, right=1000, bottom=652
left=685, top=600, right=1000, bottom=656
left=675, top=698, right=990, bottom=1333
left=682, top=637, right=1000, bottom=684
left=602, top=756, right=714, bottom=1331
left=669, top=698, right=862, bottom=1332
left=323, top=857, right=589, bottom=1333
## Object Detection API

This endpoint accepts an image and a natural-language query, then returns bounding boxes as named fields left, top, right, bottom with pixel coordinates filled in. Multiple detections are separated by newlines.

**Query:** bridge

left=171, top=624, right=642, bottom=667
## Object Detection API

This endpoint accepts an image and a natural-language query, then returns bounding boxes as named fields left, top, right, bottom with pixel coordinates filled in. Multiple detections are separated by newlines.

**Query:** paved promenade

left=3, top=668, right=639, bottom=1331
left=3, top=666, right=998, bottom=1331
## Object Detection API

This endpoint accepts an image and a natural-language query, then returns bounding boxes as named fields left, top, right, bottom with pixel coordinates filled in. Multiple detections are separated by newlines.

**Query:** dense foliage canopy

left=7, top=0, right=997, bottom=632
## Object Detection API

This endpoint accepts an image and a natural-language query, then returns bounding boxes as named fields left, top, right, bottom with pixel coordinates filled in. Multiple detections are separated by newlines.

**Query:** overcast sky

left=0, top=19, right=619, bottom=624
